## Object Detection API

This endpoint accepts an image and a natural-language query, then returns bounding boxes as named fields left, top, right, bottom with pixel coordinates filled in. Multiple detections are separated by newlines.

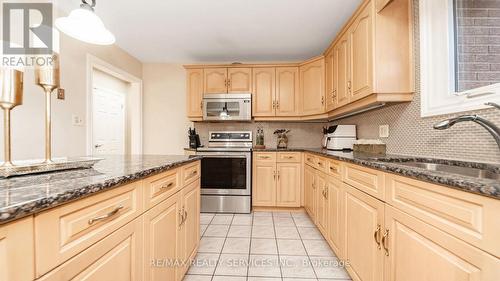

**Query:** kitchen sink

left=388, top=161, right=500, bottom=180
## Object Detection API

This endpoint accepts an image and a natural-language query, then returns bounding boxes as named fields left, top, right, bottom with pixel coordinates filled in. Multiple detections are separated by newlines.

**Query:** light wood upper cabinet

left=349, top=1, right=374, bottom=102
left=227, top=68, right=252, bottom=93
left=253, top=67, right=276, bottom=117
left=252, top=160, right=277, bottom=207
left=204, top=68, right=228, bottom=93
left=300, top=57, right=325, bottom=116
left=39, top=217, right=143, bottom=281
left=334, top=33, right=351, bottom=108
left=325, top=49, right=336, bottom=112
left=276, top=162, right=301, bottom=207
left=384, top=205, right=500, bottom=281
left=0, top=217, right=34, bottom=281
left=276, top=67, right=299, bottom=116
left=143, top=193, right=181, bottom=281
left=186, top=69, right=204, bottom=118
left=344, top=184, right=384, bottom=281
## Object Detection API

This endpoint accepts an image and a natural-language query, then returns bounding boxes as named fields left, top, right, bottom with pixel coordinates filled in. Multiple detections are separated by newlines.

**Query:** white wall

left=143, top=64, right=192, bottom=155
left=0, top=33, right=143, bottom=161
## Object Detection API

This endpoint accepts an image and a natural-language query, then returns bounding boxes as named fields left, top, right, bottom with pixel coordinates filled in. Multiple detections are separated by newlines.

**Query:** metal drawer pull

left=161, top=182, right=174, bottom=189
left=381, top=229, right=389, bottom=256
left=318, top=162, right=323, bottom=166
left=88, top=205, right=124, bottom=225
left=373, top=224, right=381, bottom=249
left=329, top=166, right=337, bottom=172
left=260, top=156, right=270, bottom=159
left=285, top=156, right=294, bottom=159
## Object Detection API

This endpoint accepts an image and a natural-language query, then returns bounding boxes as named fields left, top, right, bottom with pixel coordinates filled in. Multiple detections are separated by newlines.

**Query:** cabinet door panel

left=253, top=67, right=276, bottom=117
left=252, top=161, right=277, bottom=206
left=335, top=35, right=350, bottom=108
left=304, top=165, right=316, bottom=218
left=143, top=193, right=181, bottom=281
left=276, top=67, right=299, bottom=116
left=344, top=184, right=384, bottom=281
left=350, top=2, right=374, bottom=101
left=204, top=68, right=227, bottom=93
left=385, top=205, right=500, bottom=281
left=228, top=68, right=252, bottom=93
left=327, top=177, right=345, bottom=258
left=300, top=58, right=325, bottom=115
left=276, top=163, right=301, bottom=207
left=186, top=69, right=204, bottom=118
left=0, top=217, right=34, bottom=281
left=325, top=49, right=335, bottom=111
left=179, top=180, right=201, bottom=279
left=316, top=171, right=328, bottom=233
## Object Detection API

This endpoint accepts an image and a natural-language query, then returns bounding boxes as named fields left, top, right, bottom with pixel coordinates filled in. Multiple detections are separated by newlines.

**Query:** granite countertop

left=0, top=155, right=201, bottom=225
left=253, top=147, right=500, bottom=200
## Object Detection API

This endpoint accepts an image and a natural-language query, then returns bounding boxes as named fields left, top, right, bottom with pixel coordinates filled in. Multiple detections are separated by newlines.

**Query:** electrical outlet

left=379, top=125, right=389, bottom=138
left=57, top=88, right=65, bottom=100
left=72, top=114, right=84, bottom=126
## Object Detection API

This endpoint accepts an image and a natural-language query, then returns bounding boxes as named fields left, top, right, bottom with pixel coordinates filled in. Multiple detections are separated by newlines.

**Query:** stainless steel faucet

left=433, top=102, right=500, bottom=150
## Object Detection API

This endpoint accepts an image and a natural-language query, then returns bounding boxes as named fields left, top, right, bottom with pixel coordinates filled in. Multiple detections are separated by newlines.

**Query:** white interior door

left=92, top=87, right=126, bottom=156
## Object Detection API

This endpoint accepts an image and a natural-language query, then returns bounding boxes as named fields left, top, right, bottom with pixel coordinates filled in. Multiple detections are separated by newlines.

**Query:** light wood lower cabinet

left=0, top=217, right=35, bottom=281
left=326, top=176, right=345, bottom=258
left=178, top=180, right=201, bottom=279
left=384, top=205, right=500, bottom=281
left=315, top=171, right=328, bottom=232
left=304, top=165, right=317, bottom=219
left=252, top=152, right=301, bottom=207
left=143, top=192, right=181, bottom=281
left=38, top=217, right=143, bottom=281
left=344, top=184, right=385, bottom=281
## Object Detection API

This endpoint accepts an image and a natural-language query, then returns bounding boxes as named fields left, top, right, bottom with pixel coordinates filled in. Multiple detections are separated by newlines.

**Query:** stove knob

left=240, top=134, right=244, bottom=137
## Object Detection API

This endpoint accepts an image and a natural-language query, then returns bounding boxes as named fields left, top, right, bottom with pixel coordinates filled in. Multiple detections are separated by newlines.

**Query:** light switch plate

left=379, top=125, right=390, bottom=138
left=72, top=114, right=84, bottom=126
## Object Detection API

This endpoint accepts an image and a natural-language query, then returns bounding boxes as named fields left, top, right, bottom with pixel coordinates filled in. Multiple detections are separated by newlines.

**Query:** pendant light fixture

left=55, top=0, right=115, bottom=45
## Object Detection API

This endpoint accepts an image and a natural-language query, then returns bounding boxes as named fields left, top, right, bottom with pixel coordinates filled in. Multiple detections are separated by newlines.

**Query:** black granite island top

left=0, top=155, right=201, bottom=225
left=253, top=147, right=500, bottom=200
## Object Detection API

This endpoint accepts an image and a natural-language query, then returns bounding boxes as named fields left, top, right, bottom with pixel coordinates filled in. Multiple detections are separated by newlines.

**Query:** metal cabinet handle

left=277, top=170, right=280, bottom=180
left=200, top=101, right=203, bottom=109
left=260, top=156, right=271, bottom=159
left=161, top=182, right=174, bottom=189
left=381, top=229, right=389, bottom=256
left=183, top=209, right=188, bottom=224
left=321, top=96, right=325, bottom=105
left=179, top=209, right=184, bottom=228
left=318, top=162, right=323, bottom=166
left=273, top=170, right=276, bottom=180
left=276, top=100, right=280, bottom=109
left=373, top=224, right=381, bottom=249
left=324, top=188, right=328, bottom=199
left=88, top=205, right=124, bottom=225
left=329, top=166, right=337, bottom=173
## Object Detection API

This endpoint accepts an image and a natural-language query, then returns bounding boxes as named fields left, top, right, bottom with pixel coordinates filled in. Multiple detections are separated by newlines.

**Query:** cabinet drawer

left=343, top=163, right=385, bottom=200
left=277, top=152, right=301, bottom=163
left=326, top=159, right=342, bottom=179
left=254, top=152, right=277, bottom=162
left=316, top=157, right=328, bottom=173
left=304, top=153, right=317, bottom=167
left=38, top=217, right=143, bottom=281
left=182, top=161, right=201, bottom=186
left=35, top=182, right=143, bottom=277
left=144, top=168, right=181, bottom=209
left=386, top=174, right=500, bottom=258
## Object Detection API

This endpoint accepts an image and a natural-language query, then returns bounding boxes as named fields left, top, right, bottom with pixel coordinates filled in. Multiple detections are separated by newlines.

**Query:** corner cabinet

left=299, top=57, right=325, bottom=116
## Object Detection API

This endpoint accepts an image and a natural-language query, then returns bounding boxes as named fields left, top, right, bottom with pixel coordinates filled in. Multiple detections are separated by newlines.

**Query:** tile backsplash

left=193, top=122, right=325, bottom=149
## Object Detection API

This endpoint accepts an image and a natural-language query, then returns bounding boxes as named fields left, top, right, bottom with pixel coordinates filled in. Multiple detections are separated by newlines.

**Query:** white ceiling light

left=55, top=0, right=115, bottom=45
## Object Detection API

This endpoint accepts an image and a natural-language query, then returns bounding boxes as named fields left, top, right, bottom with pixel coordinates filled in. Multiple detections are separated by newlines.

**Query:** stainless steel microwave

left=202, top=93, right=252, bottom=121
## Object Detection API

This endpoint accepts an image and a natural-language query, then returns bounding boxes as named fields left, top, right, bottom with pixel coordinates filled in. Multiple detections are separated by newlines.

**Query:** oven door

left=198, top=151, right=251, bottom=196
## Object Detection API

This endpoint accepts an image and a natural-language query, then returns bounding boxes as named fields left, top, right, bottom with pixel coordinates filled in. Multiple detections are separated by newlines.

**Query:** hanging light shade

left=55, top=0, right=115, bottom=45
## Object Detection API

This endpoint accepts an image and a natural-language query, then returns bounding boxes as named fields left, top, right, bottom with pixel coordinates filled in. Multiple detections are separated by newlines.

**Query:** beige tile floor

left=184, top=211, right=352, bottom=281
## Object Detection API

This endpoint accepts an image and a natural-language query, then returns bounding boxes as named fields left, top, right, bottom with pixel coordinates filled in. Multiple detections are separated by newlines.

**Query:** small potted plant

left=274, top=129, right=291, bottom=149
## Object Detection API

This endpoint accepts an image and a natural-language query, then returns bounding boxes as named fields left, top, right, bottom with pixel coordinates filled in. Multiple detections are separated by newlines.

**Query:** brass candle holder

left=0, top=69, right=23, bottom=167
left=35, top=54, right=60, bottom=163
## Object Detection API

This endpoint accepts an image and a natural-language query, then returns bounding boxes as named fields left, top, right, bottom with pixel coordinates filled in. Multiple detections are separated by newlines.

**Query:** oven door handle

left=198, top=154, right=249, bottom=158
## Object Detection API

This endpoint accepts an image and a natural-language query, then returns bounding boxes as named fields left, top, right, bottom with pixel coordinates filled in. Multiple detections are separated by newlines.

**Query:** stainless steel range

left=196, top=131, right=252, bottom=213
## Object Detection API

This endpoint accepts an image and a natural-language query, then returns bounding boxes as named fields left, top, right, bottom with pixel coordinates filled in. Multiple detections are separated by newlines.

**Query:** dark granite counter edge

left=252, top=148, right=500, bottom=200
left=0, top=157, right=201, bottom=225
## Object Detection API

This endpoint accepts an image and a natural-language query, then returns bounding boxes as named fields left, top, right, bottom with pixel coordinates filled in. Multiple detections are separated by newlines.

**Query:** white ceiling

left=57, top=0, right=362, bottom=63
